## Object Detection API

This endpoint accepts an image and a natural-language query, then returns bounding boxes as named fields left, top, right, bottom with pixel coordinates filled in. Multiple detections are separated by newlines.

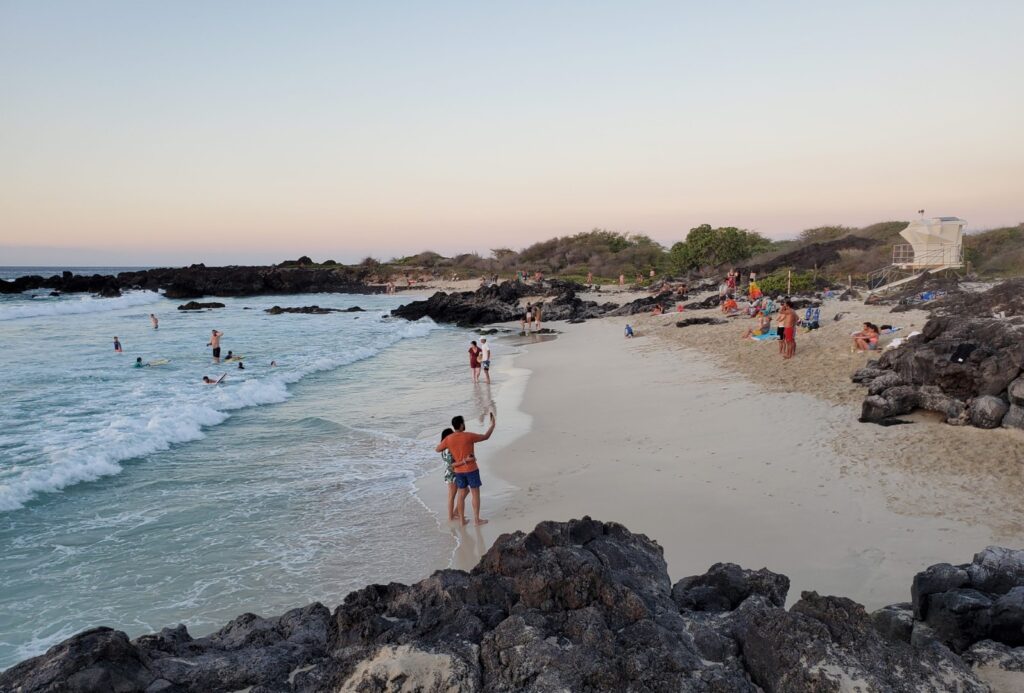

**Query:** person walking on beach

left=150, top=313, right=159, bottom=329
left=586, top=271, right=593, bottom=284
left=479, top=338, right=492, bottom=384
left=113, top=336, right=122, bottom=353
left=532, top=302, right=542, bottom=331
left=207, top=330, right=223, bottom=363
left=468, top=340, right=482, bottom=383
left=619, top=273, right=625, bottom=287
left=438, top=427, right=457, bottom=520
left=521, top=303, right=533, bottom=333
left=436, top=412, right=496, bottom=525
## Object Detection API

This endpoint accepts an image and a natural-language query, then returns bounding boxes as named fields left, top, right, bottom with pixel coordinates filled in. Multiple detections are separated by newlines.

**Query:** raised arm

left=477, top=412, right=497, bottom=441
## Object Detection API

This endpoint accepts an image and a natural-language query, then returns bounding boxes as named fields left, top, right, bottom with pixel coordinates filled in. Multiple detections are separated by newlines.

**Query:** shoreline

left=413, top=327, right=543, bottom=569
left=458, top=317, right=1023, bottom=609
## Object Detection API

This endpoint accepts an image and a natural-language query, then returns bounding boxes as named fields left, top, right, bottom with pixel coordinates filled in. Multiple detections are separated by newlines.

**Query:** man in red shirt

left=436, top=412, right=496, bottom=525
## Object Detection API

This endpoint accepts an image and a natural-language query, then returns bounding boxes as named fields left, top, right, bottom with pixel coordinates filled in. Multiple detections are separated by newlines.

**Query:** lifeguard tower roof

left=896, top=217, right=965, bottom=269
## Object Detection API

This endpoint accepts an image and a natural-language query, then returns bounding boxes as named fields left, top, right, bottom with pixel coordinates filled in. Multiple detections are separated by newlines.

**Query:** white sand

left=418, top=305, right=1024, bottom=610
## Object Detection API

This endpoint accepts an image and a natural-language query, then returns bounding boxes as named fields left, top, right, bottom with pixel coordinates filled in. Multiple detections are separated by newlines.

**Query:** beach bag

left=950, top=343, right=976, bottom=364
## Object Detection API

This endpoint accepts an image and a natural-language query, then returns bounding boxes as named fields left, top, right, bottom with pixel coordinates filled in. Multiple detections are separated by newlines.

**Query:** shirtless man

left=780, top=300, right=798, bottom=359
left=207, top=330, right=224, bottom=363
left=436, top=412, right=496, bottom=525
left=150, top=313, right=159, bottom=329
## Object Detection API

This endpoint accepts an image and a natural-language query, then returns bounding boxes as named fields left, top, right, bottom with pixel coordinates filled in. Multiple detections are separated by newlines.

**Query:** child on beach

left=436, top=412, right=496, bottom=525
left=624, top=324, right=634, bottom=338
left=439, top=427, right=457, bottom=520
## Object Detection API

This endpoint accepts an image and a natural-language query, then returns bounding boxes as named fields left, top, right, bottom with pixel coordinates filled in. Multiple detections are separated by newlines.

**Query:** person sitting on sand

left=652, top=303, right=663, bottom=316
left=721, top=297, right=739, bottom=315
left=436, top=412, right=496, bottom=526
left=853, top=323, right=880, bottom=351
left=741, top=314, right=772, bottom=339
left=202, top=374, right=227, bottom=384
left=439, top=427, right=457, bottom=520
left=624, top=324, right=634, bottom=338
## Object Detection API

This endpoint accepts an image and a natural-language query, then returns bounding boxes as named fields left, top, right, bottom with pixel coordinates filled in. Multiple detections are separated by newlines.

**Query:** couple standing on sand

left=468, top=338, right=491, bottom=383
left=436, top=411, right=496, bottom=526
left=777, top=300, right=797, bottom=359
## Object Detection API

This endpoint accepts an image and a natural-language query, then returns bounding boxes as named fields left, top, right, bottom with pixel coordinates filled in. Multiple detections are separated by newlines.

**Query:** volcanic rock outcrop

left=391, top=281, right=616, bottom=327
left=853, top=313, right=1024, bottom=429
left=3, top=518, right=1024, bottom=692
left=0, top=265, right=374, bottom=299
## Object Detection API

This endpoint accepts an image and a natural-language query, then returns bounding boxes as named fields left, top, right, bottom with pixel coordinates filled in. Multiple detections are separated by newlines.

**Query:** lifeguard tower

left=867, top=216, right=966, bottom=294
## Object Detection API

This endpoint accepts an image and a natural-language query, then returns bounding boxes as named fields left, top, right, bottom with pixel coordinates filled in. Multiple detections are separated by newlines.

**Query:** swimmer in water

left=237, top=361, right=245, bottom=370
left=202, top=374, right=227, bottom=384
left=150, top=313, right=158, bottom=329
left=134, top=357, right=147, bottom=368
left=114, top=336, right=122, bottom=353
left=207, top=330, right=223, bottom=363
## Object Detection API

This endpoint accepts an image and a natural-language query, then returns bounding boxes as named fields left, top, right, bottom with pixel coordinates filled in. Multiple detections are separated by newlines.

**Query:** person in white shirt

left=479, top=338, right=492, bottom=384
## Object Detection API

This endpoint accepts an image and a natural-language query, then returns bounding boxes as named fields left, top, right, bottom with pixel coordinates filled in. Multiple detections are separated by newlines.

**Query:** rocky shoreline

left=853, top=280, right=1024, bottom=430
left=388, top=276, right=1024, bottom=432
left=0, top=264, right=378, bottom=299
left=2, top=518, right=1023, bottom=692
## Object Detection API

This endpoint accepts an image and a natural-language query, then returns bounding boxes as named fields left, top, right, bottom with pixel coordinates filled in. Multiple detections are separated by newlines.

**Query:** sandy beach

left=419, top=294, right=1024, bottom=610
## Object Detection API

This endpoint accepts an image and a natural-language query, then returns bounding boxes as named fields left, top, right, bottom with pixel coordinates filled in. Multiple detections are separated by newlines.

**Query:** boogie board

left=149, top=359, right=170, bottom=366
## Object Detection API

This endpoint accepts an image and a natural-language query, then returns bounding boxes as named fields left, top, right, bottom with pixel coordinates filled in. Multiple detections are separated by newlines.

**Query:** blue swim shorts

left=454, top=469, right=482, bottom=489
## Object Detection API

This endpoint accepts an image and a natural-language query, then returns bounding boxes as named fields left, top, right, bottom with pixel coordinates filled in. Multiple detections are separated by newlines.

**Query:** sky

left=1, top=1, right=1022, bottom=266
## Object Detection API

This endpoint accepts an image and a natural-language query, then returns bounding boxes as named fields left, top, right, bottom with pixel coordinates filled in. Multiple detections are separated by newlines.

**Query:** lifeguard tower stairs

left=866, top=217, right=966, bottom=295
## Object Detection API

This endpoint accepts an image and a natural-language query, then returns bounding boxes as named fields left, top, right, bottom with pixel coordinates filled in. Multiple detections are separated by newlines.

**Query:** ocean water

left=0, top=283, right=493, bottom=669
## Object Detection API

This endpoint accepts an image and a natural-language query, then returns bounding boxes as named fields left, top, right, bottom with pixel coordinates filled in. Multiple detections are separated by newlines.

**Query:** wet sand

left=422, top=309, right=1023, bottom=610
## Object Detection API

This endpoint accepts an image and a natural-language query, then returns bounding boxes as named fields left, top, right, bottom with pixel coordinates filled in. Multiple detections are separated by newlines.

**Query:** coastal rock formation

left=758, top=234, right=879, bottom=275
left=391, top=281, right=614, bottom=327
left=4, top=518, right=1024, bottom=692
left=177, top=301, right=226, bottom=310
left=676, top=317, right=727, bottom=328
left=929, top=278, right=1024, bottom=319
left=853, top=314, right=1024, bottom=428
left=0, top=265, right=374, bottom=299
left=265, top=305, right=348, bottom=315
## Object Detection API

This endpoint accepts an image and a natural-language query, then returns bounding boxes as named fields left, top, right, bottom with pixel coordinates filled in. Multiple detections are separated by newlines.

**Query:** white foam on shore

left=0, top=290, right=163, bottom=321
left=412, top=329, right=535, bottom=569
left=0, top=318, right=438, bottom=512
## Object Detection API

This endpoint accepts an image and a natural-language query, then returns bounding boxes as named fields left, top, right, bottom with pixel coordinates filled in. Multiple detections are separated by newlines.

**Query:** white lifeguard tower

left=867, top=216, right=966, bottom=294
left=892, top=217, right=966, bottom=270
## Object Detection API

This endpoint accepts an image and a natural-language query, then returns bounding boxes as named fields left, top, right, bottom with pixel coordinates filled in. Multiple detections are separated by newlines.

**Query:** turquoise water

left=0, top=287, right=487, bottom=668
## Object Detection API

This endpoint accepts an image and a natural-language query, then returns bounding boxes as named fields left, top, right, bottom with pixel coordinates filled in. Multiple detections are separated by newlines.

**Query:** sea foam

left=0, top=310, right=438, bottom=512
left=0, top=290, right=164, bottom=321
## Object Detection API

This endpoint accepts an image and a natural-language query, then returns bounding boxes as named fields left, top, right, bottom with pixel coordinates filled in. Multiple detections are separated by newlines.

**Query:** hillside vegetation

left=296, top=221, right=1024, bottom=284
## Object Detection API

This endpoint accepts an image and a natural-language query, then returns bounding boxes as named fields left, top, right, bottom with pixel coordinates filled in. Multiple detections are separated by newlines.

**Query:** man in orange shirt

left=436, top=412, right=496, bottom=525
